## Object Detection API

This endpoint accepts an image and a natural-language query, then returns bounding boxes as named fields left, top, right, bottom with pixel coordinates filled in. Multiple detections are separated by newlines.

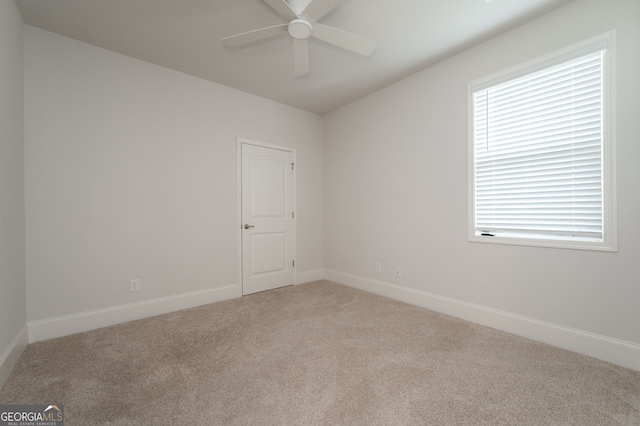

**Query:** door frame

left=236, top=137, right=297, bottom=295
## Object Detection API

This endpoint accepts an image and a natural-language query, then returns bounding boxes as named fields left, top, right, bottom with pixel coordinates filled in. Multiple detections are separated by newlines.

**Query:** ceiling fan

left=222, top=0, right=376, bottom=77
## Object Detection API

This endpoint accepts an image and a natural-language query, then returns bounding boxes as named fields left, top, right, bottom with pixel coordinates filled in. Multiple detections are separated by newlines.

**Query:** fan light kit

left=223, top=0, right=377, bottom=77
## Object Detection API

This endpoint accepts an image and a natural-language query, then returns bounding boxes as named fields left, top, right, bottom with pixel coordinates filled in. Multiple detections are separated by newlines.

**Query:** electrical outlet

left=130, top=279, right=140, bottom=292
left=395, top=267, right=401, bottom=278
left=375, top=262, right=382, bottom=273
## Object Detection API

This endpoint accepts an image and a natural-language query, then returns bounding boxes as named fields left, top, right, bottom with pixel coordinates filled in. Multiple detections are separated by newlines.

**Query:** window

left=468, top=33, right=616, bottom=251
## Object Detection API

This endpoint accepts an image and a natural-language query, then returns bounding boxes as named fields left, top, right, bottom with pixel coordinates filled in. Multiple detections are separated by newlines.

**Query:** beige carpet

left=1, top=280, right=639, bottom=425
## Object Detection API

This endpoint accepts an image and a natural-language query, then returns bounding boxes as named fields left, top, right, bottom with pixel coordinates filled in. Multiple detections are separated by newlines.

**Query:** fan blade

left=263, top=0, right=299, bottom=20
left=300, top=0, right=341, bottom=23
left=312, top=23, right=376, bottom=56
left=222, top=24, right=288, bottom=47
left=293, top=38, right=309, bottom=76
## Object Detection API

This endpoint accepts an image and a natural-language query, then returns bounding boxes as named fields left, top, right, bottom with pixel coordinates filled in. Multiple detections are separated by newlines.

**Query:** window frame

left=467, top=32, right=617, bottom=252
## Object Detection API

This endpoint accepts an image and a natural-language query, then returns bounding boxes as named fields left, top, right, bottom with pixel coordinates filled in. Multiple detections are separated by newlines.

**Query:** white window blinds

left=472, top=50, right=605, bottom=241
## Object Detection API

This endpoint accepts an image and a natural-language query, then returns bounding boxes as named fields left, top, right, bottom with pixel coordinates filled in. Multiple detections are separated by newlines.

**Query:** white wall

left=324, top=0, right=640, bottom=369
left=0, top=0, right=27, bottom=388
left=24, top=26, right=324, bottom=336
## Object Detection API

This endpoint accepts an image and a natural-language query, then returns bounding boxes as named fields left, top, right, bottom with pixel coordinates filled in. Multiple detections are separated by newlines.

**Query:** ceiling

left=16, top=0, right=573, bottom=115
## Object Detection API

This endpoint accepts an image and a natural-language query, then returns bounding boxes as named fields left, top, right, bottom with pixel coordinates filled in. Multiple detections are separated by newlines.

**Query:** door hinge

left=292, top=163, right=295, bottom=170
left=292, top=260, right=295, bottom=267
left=292, top=212, right=294, bottom=219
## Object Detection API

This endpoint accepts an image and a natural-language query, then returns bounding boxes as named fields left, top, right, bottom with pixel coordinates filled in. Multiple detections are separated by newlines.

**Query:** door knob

left=244, top=224, right=255, bottom=229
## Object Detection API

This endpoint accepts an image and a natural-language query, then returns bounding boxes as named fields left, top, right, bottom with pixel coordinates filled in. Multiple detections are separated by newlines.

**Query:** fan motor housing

left=288, top=19, right=313, bottom=39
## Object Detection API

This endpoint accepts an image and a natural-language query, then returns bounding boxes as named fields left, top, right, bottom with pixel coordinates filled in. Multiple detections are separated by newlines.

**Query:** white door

left=241, top=143, right=296, bottom=295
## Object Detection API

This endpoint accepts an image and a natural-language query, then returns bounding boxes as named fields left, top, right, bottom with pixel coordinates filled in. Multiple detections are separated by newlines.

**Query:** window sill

left=468, top=233, right=617, bottom=252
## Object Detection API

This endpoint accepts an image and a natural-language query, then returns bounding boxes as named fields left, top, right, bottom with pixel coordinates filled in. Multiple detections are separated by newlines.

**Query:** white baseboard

left=28, top=284, right=241, bottom=343
left=27, top=270, right=325, bottom=344
left=0, top=325, right=28, bottom=390
left=296, top=268, right=324, bottom=285
left=325, top=269, right=640, bottom=372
